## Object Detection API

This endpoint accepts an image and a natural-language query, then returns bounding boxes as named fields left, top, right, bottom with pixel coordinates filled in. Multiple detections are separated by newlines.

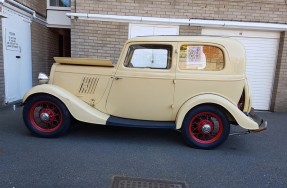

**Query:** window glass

left=50, top=0, right=71, bottom=7
left=125, top=44, right=172, bottom=69
left=179, top=45, right=224, bottom=71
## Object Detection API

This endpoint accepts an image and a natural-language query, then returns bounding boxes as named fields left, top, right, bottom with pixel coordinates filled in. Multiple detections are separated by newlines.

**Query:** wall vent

left=79, top=77, right=99, bottom=94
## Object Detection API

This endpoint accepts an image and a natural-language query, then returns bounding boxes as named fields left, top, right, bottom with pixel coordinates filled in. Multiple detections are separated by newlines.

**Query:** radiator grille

left=79, top=77, right=99, bottom=94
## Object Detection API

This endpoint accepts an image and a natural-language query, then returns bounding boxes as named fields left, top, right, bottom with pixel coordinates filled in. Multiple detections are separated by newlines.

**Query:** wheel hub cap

left=39, top=108, right=56, bottom=123
left=40, top=112, right=50, bottom=121
left=202, top=124, right=212, bottom=133
left=189, top=112, right=224, bottom=144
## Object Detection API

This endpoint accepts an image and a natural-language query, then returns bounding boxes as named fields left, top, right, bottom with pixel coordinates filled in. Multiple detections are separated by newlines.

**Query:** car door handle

left=111, top=76, right=122, bottom=80
left=16, top=56, right=21, bottom=59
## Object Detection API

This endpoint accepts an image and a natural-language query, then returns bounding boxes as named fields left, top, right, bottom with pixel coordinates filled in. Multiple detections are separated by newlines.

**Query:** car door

left=106, top=42, right=176, bottom=121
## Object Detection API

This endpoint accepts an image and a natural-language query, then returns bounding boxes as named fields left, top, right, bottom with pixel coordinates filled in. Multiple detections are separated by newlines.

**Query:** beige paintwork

left=54, top=57, right=114, bottom=67
left=50, top=63, right=115, bottom=111
left=175, top=94, right=258, bottom=130
left=106, top=42, right=177, bottom=121
left=22, top=84, right=109, bottom=124
left=23, top=36, right=262, bottom=130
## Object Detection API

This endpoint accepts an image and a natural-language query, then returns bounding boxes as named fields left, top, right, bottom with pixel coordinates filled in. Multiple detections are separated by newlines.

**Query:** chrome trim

left=202, top=124, right=212, bottom=133
left=40, top=113, right=50, bottom=121
left=38, top=72, right=49, bottom=84
left=248, top=108, right=267, bottom=132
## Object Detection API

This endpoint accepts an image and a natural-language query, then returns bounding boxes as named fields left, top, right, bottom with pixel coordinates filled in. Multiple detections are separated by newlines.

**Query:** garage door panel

left=129, top=24, right=179, bottom=39
left=202, top=28, right=279, bottom=110
left=129, top=25, right=153, bottom=38
left=245, top=49, right=277, bottom=53
left=246, top=50, right=277, bottom=54
left=243, top=35, right=279, bottom=111
left=246, top=58, right=277, bottom=62
left=239, top=41, right=278, bottom=46
left=247, top=70, right=276, bottom=74
left=154, top=27, right=179, bottom=35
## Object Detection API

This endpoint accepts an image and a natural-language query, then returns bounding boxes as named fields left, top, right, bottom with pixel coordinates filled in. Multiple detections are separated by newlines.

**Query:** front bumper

left=248, top=108, right=267, bottom=132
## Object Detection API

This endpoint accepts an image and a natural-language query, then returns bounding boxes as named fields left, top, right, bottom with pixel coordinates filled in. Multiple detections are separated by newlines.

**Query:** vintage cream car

left=22, top=36, right=267, bottom=149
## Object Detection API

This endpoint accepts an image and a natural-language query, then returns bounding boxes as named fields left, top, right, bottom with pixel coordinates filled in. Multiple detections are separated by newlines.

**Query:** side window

left=50, top=0, right=71, bottom=7
left=124, top=44, right=173, bottom=69
left=179, top=45, right=225, bottom=71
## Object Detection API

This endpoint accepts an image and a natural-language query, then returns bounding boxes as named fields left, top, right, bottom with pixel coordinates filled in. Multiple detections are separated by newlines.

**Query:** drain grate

left=111, top=176, right=187, bottom=188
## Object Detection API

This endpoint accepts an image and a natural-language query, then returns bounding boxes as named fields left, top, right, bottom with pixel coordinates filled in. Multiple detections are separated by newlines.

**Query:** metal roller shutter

left=202, top=28, right=280, bottom=110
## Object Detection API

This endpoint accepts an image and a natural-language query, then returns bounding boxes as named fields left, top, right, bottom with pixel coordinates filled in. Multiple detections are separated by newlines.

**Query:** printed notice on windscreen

left=186, top=46, right=206, bottom=69
left=6, top=30, right=19, bottom=51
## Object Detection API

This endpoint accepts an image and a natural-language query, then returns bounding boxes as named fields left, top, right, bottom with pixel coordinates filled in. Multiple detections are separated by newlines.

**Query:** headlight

left=38, top=72, right=49, bottom=84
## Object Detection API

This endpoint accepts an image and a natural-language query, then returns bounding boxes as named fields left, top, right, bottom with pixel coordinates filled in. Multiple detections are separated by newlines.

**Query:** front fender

left=175, top=94, right=259, bottom=130
left=23, top=84, right=109, bottom=125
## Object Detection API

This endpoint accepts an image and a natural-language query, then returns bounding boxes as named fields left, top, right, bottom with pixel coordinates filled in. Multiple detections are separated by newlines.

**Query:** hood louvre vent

left=79, top=77, right=99, bottom=94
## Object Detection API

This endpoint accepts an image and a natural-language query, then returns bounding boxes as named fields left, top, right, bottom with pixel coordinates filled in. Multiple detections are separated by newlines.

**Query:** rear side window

left=124, top=44, right=173, bottom=69
left=179, top=45, right=224, bottom=71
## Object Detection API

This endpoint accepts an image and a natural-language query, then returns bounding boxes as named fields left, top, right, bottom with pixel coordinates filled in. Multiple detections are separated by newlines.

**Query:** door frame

left=2, top=6, right=32, bottom=103
left=106, top=41, right=178, bottom=121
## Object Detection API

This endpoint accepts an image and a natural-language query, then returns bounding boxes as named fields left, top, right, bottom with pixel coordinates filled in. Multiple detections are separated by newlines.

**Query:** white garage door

left=129, top=24, right=179, bottom=38
left=202, top=28, right=280, bottom=110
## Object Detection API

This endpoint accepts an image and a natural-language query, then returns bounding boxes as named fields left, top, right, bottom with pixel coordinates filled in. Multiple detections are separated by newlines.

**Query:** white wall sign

left=6, top=29, right=19, bottom=51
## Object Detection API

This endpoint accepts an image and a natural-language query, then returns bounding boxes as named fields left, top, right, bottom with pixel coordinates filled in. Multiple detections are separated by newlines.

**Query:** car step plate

left=111, top=176, right=187, bottom=188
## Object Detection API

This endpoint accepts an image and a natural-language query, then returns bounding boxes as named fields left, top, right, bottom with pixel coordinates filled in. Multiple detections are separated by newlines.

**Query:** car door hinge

left=173, top=80, right=176, bottom=84
left=91, top=99, right=96, bottom=107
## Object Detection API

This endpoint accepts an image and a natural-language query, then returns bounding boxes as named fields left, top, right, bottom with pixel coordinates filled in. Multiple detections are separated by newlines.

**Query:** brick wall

left=15, top=0, right=46, bottom=16
left=272, top=32, right=287, bottom=111
left=71, top=0, right=287, bottom=24
left=0, top=19, right=4, bottom=105
left=31, top=23, right=60, bottom=86
left=71, top=20, right=128, bottom=64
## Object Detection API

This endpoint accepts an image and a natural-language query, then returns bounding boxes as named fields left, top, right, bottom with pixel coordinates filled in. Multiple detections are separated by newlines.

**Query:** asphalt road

left=0, top=107, right=286, bottom=188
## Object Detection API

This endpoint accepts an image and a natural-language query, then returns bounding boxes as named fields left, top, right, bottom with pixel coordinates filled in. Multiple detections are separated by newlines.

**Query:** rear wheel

left=182, top=105, right=230, bottom=149
left=23, top=94, right=72, bottom=137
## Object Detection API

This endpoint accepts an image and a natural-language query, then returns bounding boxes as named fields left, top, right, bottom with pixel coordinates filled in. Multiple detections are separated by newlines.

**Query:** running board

left=107, top=116, right=176, bottom=129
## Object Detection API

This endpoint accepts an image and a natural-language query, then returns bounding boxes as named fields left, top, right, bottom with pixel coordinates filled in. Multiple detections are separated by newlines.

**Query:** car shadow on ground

left=61, top=120, right=247, bottom=152
left=70, top=121, right=184, bottom=145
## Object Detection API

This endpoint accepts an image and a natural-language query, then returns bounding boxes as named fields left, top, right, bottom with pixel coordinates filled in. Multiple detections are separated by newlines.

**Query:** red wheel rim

left=29, top=101, right=63, bottom=133
left=189, top=112, right=223, bottom=144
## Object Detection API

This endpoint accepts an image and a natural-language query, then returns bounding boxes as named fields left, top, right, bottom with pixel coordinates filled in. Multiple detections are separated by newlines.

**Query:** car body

left=22, top=36, right=267, bottom=149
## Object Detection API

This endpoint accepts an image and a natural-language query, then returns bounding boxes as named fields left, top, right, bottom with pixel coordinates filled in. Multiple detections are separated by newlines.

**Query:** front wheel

left=182, top=105, right=230, bottom=149
left=23, top=94, right=72, bottom=138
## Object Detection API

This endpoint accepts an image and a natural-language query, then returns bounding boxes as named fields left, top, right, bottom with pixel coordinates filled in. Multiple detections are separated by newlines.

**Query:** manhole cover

left=111, top=176, right=187, bottom=188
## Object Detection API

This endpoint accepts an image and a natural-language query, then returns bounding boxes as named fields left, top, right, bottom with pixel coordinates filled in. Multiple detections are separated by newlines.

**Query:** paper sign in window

left=186, top=46, right=206, bottom=69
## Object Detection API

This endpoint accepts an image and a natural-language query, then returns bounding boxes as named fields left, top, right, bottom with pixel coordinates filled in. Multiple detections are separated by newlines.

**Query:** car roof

left=126, top=35, right=246, bottom=75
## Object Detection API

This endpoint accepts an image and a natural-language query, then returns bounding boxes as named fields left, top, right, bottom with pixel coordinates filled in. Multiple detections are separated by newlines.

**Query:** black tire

left=23, top=94, right=72, bottom=138
left=182, top=105, right=230, bottom=149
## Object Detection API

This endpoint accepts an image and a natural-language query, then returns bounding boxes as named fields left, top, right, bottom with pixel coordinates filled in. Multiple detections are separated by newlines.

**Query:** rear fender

left=23, top=85, right=109, bottom=125
left=175, top=94, right=259, bottom=130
